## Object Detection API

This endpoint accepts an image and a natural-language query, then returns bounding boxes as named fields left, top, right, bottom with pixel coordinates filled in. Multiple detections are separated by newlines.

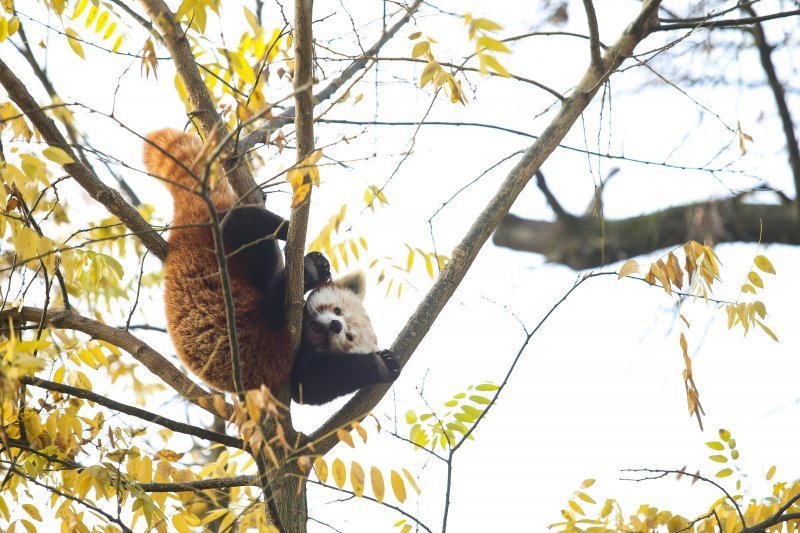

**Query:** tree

left=0, top=0, right=798, bottom=532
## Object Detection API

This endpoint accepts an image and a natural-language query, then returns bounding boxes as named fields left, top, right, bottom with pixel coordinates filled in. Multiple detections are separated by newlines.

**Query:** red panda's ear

left=334, top=270, right=367, bottom=301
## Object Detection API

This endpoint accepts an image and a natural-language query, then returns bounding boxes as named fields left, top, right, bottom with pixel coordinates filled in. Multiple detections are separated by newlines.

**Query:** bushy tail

left=142, top=128, right=233, bottom=213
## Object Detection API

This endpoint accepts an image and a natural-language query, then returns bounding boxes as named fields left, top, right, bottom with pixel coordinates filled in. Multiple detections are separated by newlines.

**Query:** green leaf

left=705, top=441, right=724, bottom=451
left=718, top=429, right=731, bottom=442
left=709, top=455, right=728, bottom=463
left=475, top=383, right=499, bottom=391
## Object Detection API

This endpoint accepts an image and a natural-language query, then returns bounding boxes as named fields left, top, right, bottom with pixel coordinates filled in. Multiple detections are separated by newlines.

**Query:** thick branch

left=0, top=306, right=231, bottom=418
left=138, top=0, right=261, bottom=205
left=493, top=200, right=800, bottom=269
left=309, top=0, right=664, bottom=454
left=286, top=0, right=315, bottom=355
left=22, top=377, right=242, bottom=448
left=139, top=475, right=257, bottom=493
left=0, top=57, right=167, bottom=260
left=656, top=9, right=800, bottom=31
left=238, top=0, right=423, bottom=154
left=740, top=3, right=800, bottom=212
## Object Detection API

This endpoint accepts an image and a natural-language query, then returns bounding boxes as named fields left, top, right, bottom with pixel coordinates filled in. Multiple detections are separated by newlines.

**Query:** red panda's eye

left=334, top=307, right=342, bottom=316
left=346, top=333, right=354, bottom=342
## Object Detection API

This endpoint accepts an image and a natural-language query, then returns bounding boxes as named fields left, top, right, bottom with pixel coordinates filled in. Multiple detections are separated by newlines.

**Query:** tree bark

left=493, top=200, right=799, bottom=270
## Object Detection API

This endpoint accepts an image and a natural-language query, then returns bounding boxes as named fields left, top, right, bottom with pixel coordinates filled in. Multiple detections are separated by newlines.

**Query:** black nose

left=329, top=320, right=342, bottom=333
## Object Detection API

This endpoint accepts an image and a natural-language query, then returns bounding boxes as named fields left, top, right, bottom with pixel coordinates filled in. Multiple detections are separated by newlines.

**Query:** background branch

left=494, top=199, right=799, bottom=269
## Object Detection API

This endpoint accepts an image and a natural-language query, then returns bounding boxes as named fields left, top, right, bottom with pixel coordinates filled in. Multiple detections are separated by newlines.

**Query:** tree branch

left=21, top=377, right=242, bottom=449
left=238, top=0, right=423, bottom=154
left=0, top=306, right=231, bottom=418
left=309, top=0, right=664, bottom=454
left=0, top=57, right=167, bottom=260
left=494, top=200, right=800, bottom=269
left=582, top=0, right=603, bottom=70
left=138, top=475, right=258, bottom=493
left=138, top=0, right=262, bottom=205
left=739, top=3, right=800, bottom=214
left=656, top=8, right=800, bottom=31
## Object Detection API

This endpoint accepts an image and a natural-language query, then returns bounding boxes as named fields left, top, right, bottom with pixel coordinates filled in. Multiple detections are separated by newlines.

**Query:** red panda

left=143, top=129, right=399, bottom=404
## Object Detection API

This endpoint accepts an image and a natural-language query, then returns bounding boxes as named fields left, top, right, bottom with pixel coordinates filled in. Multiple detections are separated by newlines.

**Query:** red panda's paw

left=303, top=251, right=331, bottom=292
left=375, top=350, right=400, bottom=383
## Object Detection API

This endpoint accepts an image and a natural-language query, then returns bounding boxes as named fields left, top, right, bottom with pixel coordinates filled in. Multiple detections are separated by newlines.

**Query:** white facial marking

left=305, top=283, right=378, bottom=353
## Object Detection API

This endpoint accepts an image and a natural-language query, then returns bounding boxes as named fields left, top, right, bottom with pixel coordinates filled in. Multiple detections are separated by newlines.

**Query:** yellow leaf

left=580, top=478, right=595, bottom=489
left=391, top=470, right=406, bottom=503
left=747, top=271, right=763, bottom=288
left=755, top=319, right=778, bottom=342
left=420, top=61, right=439, bottom=87
left=314, top=457, right=328, bottom=483
left=477, top=35, right=510, bottom=53
left=405, top=409, right=417, bottom=424
left=65, top=27, right=85, bottom=59
left=478, top=53, right=511, bottom=77
left=370, top=467, right=385, bottom=502
left=291, top=183, right=311, bottom=207
left=103, top=21, right=117, bottom=40
left=576, top=491, right=596, bottom=504
left=71, top=0, right=89, bottom=19
left=7, top=16, right=18, bottom=37
left=408, top=31, right=422, bottom=40
left=766, top=465, right=776, bottom=480
left=0, top=19, right=7, bottom=42
left=411, top=41, right=430, bottom=58
left=403, top=469, right=421, bottom=494
left=337, top=428, right=354, bottom=448
left=617, top=259, right=639, bottom=279
left=43, top=146, right=74, bottom=165
left=716, top=468, right=733, bottom=478
left=22, top=504, right=41, bottom=522
left=352, top=421, right=367, bottom=443
left=350, top=461, right=365, bottom=497
left=332, top=458, right=346, bottom=489
left=471, top=17, right=503, bottom=33
left=754, top=255, right=776, bottom=274
left=568, top=500, right=585, bottom=515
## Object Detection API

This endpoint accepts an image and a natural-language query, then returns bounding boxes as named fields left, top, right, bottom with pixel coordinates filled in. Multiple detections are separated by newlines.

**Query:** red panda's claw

left=377, top=350, right=400, bottom=382
left=303, top=251, right=331, bottom=291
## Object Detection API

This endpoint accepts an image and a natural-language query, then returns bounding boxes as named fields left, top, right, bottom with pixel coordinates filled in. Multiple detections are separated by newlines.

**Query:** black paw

left=304, top=252, right=331, bottom=291
left=377, top=349, right=400, bottom=382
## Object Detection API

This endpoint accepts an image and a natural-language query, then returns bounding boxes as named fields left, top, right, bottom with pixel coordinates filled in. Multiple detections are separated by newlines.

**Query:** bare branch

left=535, top=170, right=569, bottom=219
left=494, top=200, right=800, bottom=269
left=0, top=57, right=167, bottom=260
left=309, top=0, right=664, bottom=454
left=139, top=475, right=258, bottom=493
left=582, top=0, right=603, bottom=69
left=238, top=0, right=424, bottom=154
left=21, top=377, right=242, bottom=448
left=656, top=8, right=800, bottom=31
left=739, top=3, right=800, bottom=214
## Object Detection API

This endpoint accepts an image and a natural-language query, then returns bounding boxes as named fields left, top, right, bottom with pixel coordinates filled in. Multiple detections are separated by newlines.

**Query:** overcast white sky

left=2, top=0, right=799, bottom=531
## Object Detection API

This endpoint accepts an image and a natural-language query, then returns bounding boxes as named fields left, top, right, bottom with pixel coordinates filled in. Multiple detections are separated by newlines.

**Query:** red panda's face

left=304, top=274, right=378, bottom=354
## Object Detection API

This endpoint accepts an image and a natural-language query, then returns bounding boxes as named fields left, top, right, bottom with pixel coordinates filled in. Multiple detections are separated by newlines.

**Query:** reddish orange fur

left=143, top=129, right=292, bottom=392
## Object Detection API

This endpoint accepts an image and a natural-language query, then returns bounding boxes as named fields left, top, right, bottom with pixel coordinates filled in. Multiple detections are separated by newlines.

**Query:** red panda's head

left=303, top=270, right=379, bottom=354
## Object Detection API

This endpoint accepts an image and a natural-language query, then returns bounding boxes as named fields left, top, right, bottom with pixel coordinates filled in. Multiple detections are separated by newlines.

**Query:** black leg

left=221, top=206, right=288, bottom=250
left=290, top=347, right=399, bottom=405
